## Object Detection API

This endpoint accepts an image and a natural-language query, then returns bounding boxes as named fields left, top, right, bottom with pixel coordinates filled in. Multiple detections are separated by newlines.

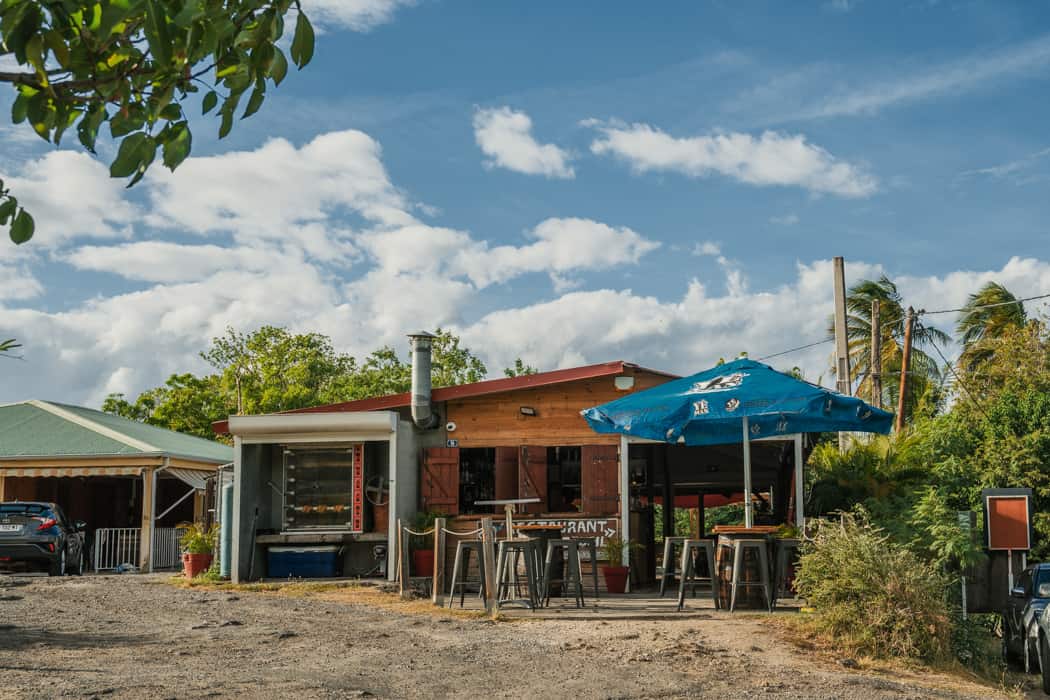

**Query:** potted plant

left=601, top=534, right=638, bottom=594
left=409, top=511, right=439, bottom=578
left=180, top=523, right=217, bottom=578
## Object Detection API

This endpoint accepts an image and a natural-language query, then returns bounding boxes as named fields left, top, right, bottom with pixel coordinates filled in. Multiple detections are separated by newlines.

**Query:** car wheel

left=1041, top=635, right=1050, bottom=694
left=1026, top=635, right=1035, bottom=674
left=73, top=549, right=84, bottom=576
left=48, top=548, right=66, bottom=577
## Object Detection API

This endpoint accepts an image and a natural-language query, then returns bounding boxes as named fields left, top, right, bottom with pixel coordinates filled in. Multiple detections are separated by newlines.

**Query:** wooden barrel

left=715, top=536, right=769, bottom=610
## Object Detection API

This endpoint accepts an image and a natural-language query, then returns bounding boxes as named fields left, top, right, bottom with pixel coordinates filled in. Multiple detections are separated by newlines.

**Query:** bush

left=794, top=513, right=953, bottom=662
left=179, top=523, right=218, bottom=555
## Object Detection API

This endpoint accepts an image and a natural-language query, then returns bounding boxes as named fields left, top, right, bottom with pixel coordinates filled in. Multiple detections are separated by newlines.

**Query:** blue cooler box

left=267, top=545, right=341, bottom=578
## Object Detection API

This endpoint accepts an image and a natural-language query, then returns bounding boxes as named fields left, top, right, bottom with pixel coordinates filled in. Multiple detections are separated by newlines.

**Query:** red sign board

left=985, top=491, right=1031, bottom=551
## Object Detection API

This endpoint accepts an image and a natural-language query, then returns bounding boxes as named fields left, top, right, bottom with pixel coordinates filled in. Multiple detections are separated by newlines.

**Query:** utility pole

left=896, top=307, right=915, bottom=433
left=832, top=257, right=852, bottom=450
left=870, top=299, right=882, bottom=409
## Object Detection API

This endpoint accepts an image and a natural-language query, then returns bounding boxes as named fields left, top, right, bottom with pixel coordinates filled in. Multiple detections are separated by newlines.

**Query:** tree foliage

left=103, top=326, right=490, bottom=440
left=829, top=276, right=948, bottom=423
left=0, top=0, right=315, bottom=243
left=503, top=358, right=538, bottom=378
left=955, top=281, right=1027, bottom=372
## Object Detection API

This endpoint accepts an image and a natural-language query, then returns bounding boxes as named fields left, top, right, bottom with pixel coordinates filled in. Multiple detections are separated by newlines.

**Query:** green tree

left=0, top=338, right=20, bottom=354
left=201, top=326, right=356, bottom=414
left=503, top=358, right=538, bottom=378
left=955, top=281, right=1027, bottom=372
left=0, top=0, right=315, bottom=243
left=830, top=276, right=948, bottom=422
left=102, top=372, right=225, bottom=439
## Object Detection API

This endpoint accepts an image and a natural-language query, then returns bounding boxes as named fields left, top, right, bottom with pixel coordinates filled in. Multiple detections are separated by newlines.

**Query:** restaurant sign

left=513, top=517, right=620, bottom=550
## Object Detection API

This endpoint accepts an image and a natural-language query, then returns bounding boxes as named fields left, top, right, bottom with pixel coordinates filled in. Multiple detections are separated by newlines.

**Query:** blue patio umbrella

left=581, top=358, right=893, bottom=526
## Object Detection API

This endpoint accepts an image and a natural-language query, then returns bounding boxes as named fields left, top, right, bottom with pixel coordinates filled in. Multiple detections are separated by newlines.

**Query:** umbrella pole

left=742, top=416, right=753, bottom=528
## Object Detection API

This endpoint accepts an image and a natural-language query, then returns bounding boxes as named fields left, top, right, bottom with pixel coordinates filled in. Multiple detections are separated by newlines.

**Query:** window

left=459, top=448, right=496, bottom=514
left=547, top=447, right=581, bottom=512
left=283, top=446, right=361, bottom=532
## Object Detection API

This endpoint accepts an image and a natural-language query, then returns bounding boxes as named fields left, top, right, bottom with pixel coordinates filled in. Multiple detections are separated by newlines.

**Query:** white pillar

left=742, top=417, right=753, bottom=528
left=386, top=431, right=398, bottom=582
left=794, top=434, right=805, bottom=530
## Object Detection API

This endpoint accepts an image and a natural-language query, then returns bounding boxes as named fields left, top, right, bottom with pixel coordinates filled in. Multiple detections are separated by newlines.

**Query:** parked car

left=0, top=501, right=86, bottom=576
left=1004, top=563, right=1050, bottom=674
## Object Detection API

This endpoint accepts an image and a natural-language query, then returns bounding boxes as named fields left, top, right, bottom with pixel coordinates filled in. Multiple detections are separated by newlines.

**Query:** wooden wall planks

left=444, top=370, right=670, bottom=448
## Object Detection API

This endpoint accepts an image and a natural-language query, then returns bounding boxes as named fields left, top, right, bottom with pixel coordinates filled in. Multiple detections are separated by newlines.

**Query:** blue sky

left=2, top=0, right=1050, bottom=405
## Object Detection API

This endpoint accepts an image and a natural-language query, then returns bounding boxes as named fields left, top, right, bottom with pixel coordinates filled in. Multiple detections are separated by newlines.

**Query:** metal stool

left=447, top=539, right=486, bottom=609
left=676, top=539, right=717, bottom=611
left=773, top=538, right=800, bottom=604
left=541, top=539, right=585, bottom=608
left=570, top=536, right=600, bottom=601
left=496, top=538, right=541, bottom=610
left=728, top=538, right=772, bottom=612
left=659, top=536, right=689, bottom=597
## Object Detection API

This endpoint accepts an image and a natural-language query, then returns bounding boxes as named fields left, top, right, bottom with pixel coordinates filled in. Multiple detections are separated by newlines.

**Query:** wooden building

left=218, top=334, right=808, bottom=585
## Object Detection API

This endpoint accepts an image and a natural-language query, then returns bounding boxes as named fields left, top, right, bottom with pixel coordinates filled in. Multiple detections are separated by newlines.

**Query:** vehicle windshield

left=1036, top=569, right=1050, bottom=596
left=0, top=504, right=55, bottom=518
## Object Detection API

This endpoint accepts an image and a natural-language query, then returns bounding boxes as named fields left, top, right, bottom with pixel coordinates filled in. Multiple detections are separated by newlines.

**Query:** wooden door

left=518, top=445, right=548, bottom=514
left=494, top=447, right=518, bottom=507
left=421, top=447, right=460, bottom=514
left=581, top=444, right=620, bottom=515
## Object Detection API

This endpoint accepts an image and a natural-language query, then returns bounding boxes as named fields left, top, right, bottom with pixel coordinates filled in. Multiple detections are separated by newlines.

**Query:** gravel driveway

left=0, top=573, right=1018, bottom=699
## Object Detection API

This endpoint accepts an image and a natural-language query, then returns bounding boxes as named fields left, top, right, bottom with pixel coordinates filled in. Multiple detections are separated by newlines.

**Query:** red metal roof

left=213, top=360, right=676, bottom=434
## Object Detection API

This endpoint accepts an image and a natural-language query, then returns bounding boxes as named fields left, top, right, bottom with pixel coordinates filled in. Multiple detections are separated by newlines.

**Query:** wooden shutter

left=494, top=447, right=518, bottom=506
left=518, top=445, right=548, bottom=514
left=421, top=447, right=460, bottom=514
left=581, top=444, right=620, bottom=515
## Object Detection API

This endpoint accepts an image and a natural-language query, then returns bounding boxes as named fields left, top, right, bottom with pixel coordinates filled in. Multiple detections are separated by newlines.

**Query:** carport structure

left=0, top=400, right=231, bottom=570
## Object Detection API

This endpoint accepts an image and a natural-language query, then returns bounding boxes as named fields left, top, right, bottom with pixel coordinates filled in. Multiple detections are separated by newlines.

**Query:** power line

left=756, top=337, right=833, bottom=362
left=920, top=324, right=993, bottom=423
left=919, top=292, right=1050, bottom=316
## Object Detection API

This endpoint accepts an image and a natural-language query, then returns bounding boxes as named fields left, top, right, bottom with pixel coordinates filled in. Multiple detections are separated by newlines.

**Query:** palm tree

left=0, top=338, right=20, bottom=355
left=828, top=276, right=948, bottom=413
left=956, top=281, right=1026, bottom=371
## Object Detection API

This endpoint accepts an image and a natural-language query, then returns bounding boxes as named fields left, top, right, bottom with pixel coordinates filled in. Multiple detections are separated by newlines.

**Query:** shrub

left=179, top=523, right=218, bottom=555
left=794, top=512, right=953, bottom=662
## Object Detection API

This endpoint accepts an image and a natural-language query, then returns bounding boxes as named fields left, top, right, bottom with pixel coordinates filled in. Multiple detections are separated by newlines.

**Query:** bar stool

left=773, top=538, right=800, bottom=604
left=659, top=536, right=689, bottom=597
left=727, top=538, right=773, bottom=612
left=676, top=539, right=717, bottom=611
left=541, top=539, right=584, bottom=608
left=496, top=538, right=541, bottom=610
left=570, top=536, right=600, bottom=601
left=447, top=539, right=487, bottom=609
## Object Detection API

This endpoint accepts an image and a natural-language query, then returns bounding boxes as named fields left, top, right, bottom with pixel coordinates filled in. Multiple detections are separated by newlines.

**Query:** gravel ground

left=0, top=572, right=1019, bottom=699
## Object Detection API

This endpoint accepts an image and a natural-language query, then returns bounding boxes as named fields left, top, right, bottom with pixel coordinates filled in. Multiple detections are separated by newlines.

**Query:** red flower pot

left=601, top=565, right=630, bottom=594
left=411, top=549, right=434, bottom=578
left=182, top=553, right=213, bottom=579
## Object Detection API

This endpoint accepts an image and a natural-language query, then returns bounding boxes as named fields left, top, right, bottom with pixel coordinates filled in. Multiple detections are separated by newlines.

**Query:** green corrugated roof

left=0, top=401, right=232, bottom=463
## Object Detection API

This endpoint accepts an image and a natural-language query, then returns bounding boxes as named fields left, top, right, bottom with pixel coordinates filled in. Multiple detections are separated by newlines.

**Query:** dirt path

left=0, top=573, right=1016, bottom=699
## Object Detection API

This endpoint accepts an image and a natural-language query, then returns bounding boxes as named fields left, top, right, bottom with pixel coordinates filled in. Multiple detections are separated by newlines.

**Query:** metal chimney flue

left=408, top=331, right=440, bottom=430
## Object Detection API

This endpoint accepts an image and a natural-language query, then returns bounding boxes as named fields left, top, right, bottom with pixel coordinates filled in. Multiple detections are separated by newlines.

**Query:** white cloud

left=473, top=107, right=574, bottom=179
left=0, top=151, right=139, bottom=246
left=770, top=214, right=800, bottom=226
left=4, top=126, right=1048, bottom=408
left=304, top=0, right=415, bottom=31
left=799, top=34, right=1050, bottom=119
left=588, top=121, right=877, bottom=197
left=692, top=241, right=721, bottom=256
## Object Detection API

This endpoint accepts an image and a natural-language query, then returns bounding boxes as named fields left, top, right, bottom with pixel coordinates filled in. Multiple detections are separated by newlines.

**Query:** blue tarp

left=582, top=358, right=893, bottom=446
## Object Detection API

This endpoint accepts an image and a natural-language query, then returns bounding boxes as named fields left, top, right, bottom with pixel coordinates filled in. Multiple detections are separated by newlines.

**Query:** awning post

left=794, top=434, right=805, bottom=530
left=742, top=416, right=753, bottom=528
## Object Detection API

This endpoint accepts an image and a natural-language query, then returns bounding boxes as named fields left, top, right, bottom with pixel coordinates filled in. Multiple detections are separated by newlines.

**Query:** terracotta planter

left=411, top=549, right=434, bottom=578
left=601, top=565, right=630, bottom=594
left=182, top=552, right=213, bottom=579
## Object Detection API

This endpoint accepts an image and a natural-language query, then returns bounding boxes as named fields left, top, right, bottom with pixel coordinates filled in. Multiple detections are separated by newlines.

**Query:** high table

left=710, top=526, right=780, bottom=610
